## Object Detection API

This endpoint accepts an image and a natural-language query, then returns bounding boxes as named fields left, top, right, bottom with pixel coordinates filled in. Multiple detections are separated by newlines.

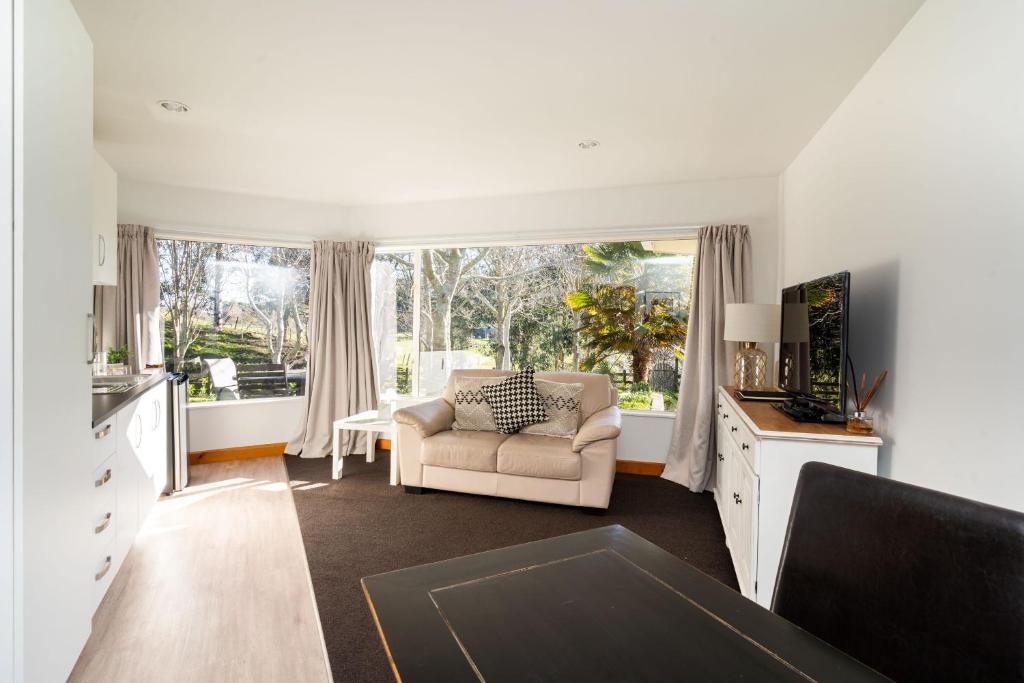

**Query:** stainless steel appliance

left=167, top=373, right=190, bottom=492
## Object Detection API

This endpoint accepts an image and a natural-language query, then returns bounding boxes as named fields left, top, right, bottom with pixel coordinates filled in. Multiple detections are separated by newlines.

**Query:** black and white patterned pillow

left=480, top=368, right=548, bottom=434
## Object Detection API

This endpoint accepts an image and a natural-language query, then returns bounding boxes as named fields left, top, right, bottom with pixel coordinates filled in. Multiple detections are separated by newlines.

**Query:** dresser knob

left=731, top=426, right=738, bottom=433
left=717, top=453, right=724, bottom=462
left=735, top=495, right=743, bottom=505
left=723, top=413, right=729, bottom=419
left=742, top=443, right=749, bottom=450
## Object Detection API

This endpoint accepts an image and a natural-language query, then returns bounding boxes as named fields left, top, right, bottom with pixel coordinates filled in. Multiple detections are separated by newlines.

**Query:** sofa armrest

left=572, top=406, right=622, bottom=453
left=394, top=399, right=454, bottom=438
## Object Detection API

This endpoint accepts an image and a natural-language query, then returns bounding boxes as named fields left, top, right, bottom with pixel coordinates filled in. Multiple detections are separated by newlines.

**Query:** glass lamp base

left=734, top=342, right=769, bottom=391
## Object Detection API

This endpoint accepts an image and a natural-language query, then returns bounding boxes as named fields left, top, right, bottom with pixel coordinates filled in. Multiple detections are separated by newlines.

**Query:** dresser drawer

left=719, top=397, right=756, bottom=470
left=92, top=416, right=117, bottom=468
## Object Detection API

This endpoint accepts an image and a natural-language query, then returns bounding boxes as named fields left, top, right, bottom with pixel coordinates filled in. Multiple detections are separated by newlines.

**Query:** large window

left=158, top=238, right=311, bottom=402
left=373, top=239, right=694, bottom=411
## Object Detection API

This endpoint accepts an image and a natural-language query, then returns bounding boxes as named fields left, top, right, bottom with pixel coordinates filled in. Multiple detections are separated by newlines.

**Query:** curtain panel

left=287, top=240, right=378, bottom=458
left=108, top=224, right=162, bottom=373
left=662, top=225, right=752, bottom=492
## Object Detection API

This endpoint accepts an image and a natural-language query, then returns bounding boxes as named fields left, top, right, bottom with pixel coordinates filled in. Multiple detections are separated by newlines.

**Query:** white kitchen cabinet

left=138, top=384, right=168, bottom=523
left=111, top=380, right=168, bottom=576
left=715, top=387, right=881, bottom=607
left=115, top=398, right=143, bottom=571
left=92, top=150, right=117, bottom=285
left=9, top=0, right=96, bottom=680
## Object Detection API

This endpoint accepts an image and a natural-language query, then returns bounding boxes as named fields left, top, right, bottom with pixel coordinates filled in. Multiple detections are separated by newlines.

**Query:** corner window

left=157, top=238, right=310, bottom=402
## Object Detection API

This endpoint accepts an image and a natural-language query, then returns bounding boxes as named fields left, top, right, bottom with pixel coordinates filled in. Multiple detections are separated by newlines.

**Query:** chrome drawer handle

left=95, top=512, right=112, bottom=535
left=94, top=424, right=112, bottom=439
left=94, top=469, right=112, bottom=487
left=95, top=556, right=112, bottom=582
left=731, top=426, right=738, bottom=433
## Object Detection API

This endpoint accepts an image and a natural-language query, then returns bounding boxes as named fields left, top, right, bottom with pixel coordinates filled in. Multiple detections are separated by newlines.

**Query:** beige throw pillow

left=521, top=379, right=584, bottom=439
left=451, top=375, right=503, bottom=431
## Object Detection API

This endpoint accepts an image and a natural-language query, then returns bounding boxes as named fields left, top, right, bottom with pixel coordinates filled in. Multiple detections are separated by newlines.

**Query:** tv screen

left=778, top=271, right=850, bottom=414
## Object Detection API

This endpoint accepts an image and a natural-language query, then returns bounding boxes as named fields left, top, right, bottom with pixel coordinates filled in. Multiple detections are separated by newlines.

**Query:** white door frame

left=1, top=0, right=15, bottom=679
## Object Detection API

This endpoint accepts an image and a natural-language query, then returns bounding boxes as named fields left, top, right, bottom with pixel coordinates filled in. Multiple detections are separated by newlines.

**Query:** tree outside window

left=158, top=239, right=310, bottom=402
left=373, top=239, right=694, bottom=411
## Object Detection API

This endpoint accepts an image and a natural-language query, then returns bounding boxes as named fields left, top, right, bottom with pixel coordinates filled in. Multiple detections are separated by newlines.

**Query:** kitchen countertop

left=92, top=371, right=169, bottom=428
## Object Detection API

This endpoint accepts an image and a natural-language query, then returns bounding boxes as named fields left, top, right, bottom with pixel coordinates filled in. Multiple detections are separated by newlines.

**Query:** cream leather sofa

left=393, top=370, right=622, bottom=510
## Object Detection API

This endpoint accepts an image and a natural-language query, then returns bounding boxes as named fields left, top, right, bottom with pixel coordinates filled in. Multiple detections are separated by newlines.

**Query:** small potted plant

left=105, top=346, right=132, bottom=375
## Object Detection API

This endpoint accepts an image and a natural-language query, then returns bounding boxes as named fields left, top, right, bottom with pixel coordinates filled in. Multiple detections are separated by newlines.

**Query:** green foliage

left=618, top=390, right=653, bottom=410
left=580, top=242, right=657, bottom=281
left=564, top=284, right=686, bottom=382
left=662, top=391, right=678, bottom=411
left=106, top=346, right=131, bottom=365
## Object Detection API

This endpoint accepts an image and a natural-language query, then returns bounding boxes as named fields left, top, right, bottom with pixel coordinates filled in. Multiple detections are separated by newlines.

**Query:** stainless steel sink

left=92, top=374, right=149, bottom=394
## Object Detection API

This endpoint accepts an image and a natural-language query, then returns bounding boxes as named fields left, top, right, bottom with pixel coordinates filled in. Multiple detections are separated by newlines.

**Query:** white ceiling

left=74, top=0, right=922, bottom=206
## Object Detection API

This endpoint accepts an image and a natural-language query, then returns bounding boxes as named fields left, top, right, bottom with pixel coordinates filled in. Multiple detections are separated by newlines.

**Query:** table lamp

left=724, top=303, right=781, bottom=390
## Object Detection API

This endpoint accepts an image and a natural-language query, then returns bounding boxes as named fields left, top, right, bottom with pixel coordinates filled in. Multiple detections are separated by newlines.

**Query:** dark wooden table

left=362, top=525, right=889, bottom=682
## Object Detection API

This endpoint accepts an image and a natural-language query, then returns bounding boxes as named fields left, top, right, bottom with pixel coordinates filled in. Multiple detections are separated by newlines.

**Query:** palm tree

left=565, top=285, right=686, bottom=383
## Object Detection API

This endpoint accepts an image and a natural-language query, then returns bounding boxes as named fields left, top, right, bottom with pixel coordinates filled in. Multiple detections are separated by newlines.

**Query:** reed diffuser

left=847, top=369, right=888, bottom=435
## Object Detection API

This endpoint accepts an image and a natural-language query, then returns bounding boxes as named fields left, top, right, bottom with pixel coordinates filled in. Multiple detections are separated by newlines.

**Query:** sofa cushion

left=451, top=375, right=502, bottom=432
left=444, top=370, right=613, bottom=422
left=480, top=368, right=548, bottom=434
left=497, top=434, right=582, bottom=481
left=521, top=379, right=584, bottom=439
left=421, top=430, right=508, bottom=472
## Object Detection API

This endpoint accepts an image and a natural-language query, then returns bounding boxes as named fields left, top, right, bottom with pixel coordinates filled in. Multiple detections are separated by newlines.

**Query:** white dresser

left=715, top=386, right=881, bottom=608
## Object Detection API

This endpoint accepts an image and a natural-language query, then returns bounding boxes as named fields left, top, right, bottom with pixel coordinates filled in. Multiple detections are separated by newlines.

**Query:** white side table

left=332, top=410, right=400, bottom=485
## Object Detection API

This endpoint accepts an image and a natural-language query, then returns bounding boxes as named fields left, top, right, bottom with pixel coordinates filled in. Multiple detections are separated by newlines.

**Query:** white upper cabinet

left=92, top=150, right=117, bottom=285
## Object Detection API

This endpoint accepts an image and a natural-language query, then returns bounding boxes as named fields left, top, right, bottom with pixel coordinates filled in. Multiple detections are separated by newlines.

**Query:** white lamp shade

left=723, top=303, right=781, bottom=343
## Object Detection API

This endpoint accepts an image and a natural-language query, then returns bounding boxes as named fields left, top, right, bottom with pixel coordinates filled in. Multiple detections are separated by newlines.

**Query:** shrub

left=618, top=390, right=652, bottom=410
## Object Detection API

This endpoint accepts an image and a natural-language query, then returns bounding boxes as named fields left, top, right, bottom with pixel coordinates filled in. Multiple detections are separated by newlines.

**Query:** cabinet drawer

left=92, top=417, right=117, bottom=468
left=719, top=395, right=756, bottom=470
left=91, top=457, right=116, bottom=548
left=91, top=540, right=116, bottom=612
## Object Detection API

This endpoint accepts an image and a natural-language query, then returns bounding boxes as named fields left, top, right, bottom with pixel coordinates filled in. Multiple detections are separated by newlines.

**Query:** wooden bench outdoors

left=237, top=363, right=292, bottom=399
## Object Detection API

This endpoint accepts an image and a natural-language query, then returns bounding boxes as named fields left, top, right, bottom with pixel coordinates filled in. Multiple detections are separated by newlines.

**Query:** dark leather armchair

left=772, top=462, right=1024, bottom=683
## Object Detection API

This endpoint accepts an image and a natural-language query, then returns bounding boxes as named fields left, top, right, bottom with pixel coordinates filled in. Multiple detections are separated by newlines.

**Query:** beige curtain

left=663, top=225, right=752, bottom=492
left=106, top=225, right=161, bottom=373
left=287, top=241, right=378, bottom=458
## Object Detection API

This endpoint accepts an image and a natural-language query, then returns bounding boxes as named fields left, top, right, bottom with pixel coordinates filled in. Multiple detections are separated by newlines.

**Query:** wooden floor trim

left=188, top=442, right=287, bottom=465
left=615, top=460, right=666, bottom=476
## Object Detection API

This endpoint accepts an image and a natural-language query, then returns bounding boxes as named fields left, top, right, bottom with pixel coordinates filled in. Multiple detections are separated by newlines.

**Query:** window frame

left=155, top=224, right=699, bottom=413
left=155, top=231, right=313, bottom=406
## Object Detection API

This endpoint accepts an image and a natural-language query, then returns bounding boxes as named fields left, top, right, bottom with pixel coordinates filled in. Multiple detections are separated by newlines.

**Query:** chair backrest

left=204, top=357, right=238, bottom=389
left=441, top=369, right=615, bottom=422
left=772, top=462, right=1024, bottom=683
left=236, top=362, right=290, bottom=398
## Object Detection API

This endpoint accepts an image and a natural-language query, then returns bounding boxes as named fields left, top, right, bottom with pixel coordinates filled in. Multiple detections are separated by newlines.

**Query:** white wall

left=129, top=176, right=779, bottom=460
left=187, top=398, right=305, bottom=452
left=118, top=178, right=350, bottom=242
left=780, top=0, right=1023, bottom=511
left=350, top=176, right=780, bottom=305
left=618, top=413, right=676, bottom=463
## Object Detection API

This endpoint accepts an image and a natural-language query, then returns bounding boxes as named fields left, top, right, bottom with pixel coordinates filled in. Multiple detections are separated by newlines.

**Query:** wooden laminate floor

left=70, top=457, right=332, bottom=683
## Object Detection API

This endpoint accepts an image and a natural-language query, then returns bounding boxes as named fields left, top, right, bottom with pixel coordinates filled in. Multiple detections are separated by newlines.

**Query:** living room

left=4, top=0, right=1022, bottom=681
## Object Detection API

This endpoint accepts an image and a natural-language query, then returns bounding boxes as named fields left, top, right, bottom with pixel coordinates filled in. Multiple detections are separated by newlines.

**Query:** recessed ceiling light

left=578, top=139, right=600, bottom=150
left=158, top=100, right=189, bottom=113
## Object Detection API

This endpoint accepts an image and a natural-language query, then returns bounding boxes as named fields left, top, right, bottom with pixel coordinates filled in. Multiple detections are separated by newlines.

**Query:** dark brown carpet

left=285, top=453, right=738, bottom=682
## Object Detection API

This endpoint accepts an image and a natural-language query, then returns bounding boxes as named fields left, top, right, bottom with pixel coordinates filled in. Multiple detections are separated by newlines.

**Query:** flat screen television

left=778, top=271, right=850, bottom=416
